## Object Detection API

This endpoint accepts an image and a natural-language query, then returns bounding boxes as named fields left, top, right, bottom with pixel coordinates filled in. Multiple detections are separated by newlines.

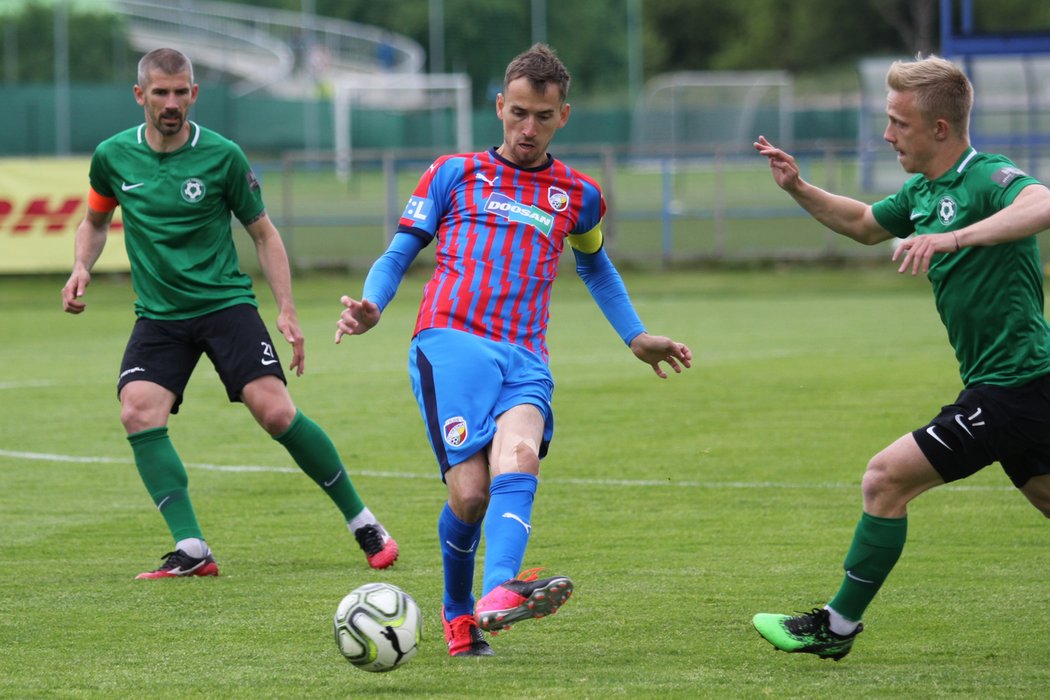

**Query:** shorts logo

left=181, top=178, right=206, bottom=203
left=937, top=196, right=957, bottom=225
left=483, top=193, right=554, bottom=236
left=547, top=186, right=569, bottom=212
left=443, top=416, right=468, bottom=448
left=260, top=341, right=278, bottom=366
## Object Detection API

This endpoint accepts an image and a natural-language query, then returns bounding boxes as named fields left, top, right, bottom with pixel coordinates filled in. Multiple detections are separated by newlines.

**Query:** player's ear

left=558, top=102, right=571, bottom=128
left=495, top=92, right=505, bottom=119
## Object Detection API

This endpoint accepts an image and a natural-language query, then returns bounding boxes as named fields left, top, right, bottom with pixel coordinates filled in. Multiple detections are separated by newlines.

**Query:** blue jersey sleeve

left=573, top=246, right=645, bottom=346
left=362, top=232, right=427, bottom=311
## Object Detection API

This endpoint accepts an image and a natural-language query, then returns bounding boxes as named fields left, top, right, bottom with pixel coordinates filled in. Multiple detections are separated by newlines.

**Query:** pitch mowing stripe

left=0, top=448, right=1014, bottom=492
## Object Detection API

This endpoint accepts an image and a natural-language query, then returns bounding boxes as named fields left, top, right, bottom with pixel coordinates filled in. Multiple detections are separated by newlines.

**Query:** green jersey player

left=751, top=54, right=1050, bottom=659
left=61, top=48, right=398, bottom=578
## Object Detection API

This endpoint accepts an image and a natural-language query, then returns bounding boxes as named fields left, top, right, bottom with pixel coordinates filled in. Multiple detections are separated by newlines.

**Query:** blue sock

left=439, top=502, right=482, bottom=621
left=481, top=472, right=538, bottom=596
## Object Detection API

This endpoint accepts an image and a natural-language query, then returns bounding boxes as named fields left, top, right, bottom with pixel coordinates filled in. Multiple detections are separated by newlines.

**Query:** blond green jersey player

left=752, top=54, right=1050, bottom=659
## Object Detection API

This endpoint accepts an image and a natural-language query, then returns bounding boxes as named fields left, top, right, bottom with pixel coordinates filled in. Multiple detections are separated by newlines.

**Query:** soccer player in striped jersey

left=752, top=55, right=1050, bottom=660
left=336, top=43, right=692, bottom=657
left=61, top=48, right=397, bottom=579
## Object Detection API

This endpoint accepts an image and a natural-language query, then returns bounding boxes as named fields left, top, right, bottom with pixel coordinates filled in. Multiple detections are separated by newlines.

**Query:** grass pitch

left=2, top=267, right=1048, bottom=698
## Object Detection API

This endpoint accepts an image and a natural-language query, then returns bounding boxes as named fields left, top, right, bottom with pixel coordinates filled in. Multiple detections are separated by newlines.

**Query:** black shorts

left=912, top=373, right=1050, bottom=488
left=117, top=303, right=286, bottom=413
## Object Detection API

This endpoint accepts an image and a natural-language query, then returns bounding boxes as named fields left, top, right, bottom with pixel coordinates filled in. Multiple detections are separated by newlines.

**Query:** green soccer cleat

left=752, top=607, right=862, bottom=661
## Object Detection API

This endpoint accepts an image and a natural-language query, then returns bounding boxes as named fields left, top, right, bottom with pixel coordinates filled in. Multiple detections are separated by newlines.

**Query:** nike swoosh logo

left=323, top=471, right=343, bottom=487
left=953, top=414, right=973, bottom=437
left=167, top=560, right=207, bottom=576
left=260, top=358, right=278, bottom=365
left=502, top=512, right=531, bottom=534
left=445, top=539, right=477, bottom=554
left=909, top=210, right=923, bottom=220
left=846, top=570, right=875, bottom=584
left=925, top=425, right=951, bottom=451
left=122, top=182, right=145, bottom=191
left=156, top=495, right=172, bottom=511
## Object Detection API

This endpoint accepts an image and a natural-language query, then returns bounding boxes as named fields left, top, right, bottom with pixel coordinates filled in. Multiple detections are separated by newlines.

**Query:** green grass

left=2, top=268, right=1048, bottom=698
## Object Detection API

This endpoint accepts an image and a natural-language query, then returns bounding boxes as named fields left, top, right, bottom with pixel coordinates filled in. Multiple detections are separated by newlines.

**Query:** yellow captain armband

left=567, top=223, right=604, bottom=254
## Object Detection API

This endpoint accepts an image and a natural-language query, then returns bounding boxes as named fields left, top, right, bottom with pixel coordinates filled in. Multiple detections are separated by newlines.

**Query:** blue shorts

left=408, top=328, right=554, bottom=477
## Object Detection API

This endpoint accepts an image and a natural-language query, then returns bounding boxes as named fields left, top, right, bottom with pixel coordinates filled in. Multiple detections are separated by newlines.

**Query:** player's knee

left=255, top=404, right=297, bottom=436
left=513, top=439, right=540, bottom=473
left=449, top=488, right=489, bottom=523
left=120, top=396, right=163, bottom=433
left=861, top=453, right=905, bottom=504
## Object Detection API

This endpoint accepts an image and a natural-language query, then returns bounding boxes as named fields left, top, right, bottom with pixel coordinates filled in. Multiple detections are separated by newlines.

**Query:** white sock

left=825, top=605, right=860, bottom=636
left=347, top=508, right=379, bottom=534
left=175, top=537, right=210, bottom=559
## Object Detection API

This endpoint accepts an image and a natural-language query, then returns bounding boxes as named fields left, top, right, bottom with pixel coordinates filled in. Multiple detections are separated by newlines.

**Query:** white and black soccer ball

left=333, top=582, right=422, bottom=672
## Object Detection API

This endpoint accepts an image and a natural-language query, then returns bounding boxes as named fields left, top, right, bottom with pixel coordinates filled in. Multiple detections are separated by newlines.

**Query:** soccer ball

left=333, top=582, right=422, bottom=672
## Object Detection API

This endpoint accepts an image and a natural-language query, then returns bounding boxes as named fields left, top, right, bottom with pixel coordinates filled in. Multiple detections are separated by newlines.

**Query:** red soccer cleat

left=475, top=567, right=573, bottom=634
left=135, top=549, right=219, bottom=580
left=442, top=607, right=495, bottom=657
left=353, top=522, right=399, bottom=569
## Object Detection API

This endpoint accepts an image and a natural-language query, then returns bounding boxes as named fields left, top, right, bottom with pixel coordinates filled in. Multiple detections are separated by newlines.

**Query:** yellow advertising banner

left=0, top=158, right=129, bottom=273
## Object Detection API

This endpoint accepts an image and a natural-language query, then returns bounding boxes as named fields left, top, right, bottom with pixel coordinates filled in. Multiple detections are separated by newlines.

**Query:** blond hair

left=886, top=54, right=972, bottom=137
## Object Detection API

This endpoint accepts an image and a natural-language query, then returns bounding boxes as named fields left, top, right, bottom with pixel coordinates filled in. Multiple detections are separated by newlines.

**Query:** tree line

left=3, top=0, right=1049, bottom=103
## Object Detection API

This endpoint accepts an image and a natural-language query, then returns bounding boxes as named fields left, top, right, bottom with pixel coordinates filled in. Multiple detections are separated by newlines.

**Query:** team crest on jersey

left=246, top=169, right=260, bottom=191
left=547, top=186, right=569, bottom=212
left=937, top=196, right=958, bottom=225
left=181, top=178, right=206, bottom=203
left=443, top=416, right=468, bottom=448
left=483, top=193, right=554, bottom=236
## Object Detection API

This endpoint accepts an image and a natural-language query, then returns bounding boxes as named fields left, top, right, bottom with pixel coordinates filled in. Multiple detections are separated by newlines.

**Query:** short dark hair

left=503, top=43, right=570, bottom=102
left=137, top=48, right=195, bottom=87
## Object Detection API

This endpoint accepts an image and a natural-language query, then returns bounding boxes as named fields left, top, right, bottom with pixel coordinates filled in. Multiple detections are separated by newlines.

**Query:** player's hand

left=335, top=295, right=381, bottom=343
left=276, top=308, right=306, bottom=377
left=61, top=268, right=90, bottom=314
left=892, top=232, right=958, bottom=275
left=754, top=135, right=802, bottom=192
left=629, top=332, right=692, bottom=379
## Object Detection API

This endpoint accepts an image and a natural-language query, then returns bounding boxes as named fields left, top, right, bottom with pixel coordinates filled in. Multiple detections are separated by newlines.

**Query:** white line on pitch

left=0, top=448, right=1014, bottom=492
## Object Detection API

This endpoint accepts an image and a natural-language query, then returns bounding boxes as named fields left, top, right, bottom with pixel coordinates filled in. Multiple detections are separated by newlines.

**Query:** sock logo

left=445, top=538, right=477, bottom=554
left=502, top=512, right=531, bottom=534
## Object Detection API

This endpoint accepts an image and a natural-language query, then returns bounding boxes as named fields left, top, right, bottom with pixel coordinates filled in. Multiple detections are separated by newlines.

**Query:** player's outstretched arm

left=629, top=332, right=692, bottom=379
left=754, top=135, right=891, bottom=246
left=62, top=207, right=113, bottom=314
left=335, top=231, right=426, bottom=344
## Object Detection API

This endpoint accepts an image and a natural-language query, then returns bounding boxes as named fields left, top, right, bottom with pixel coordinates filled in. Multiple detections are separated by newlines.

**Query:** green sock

left=828, top=512, right=908, bottom=622
left=128, top=427, right=203, bottom=542
left=274, top=411, right=365, bottom=521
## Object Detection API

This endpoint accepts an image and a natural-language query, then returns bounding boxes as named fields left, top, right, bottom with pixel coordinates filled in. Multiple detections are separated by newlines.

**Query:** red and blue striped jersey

left=397, top=147, right=605, bottom=361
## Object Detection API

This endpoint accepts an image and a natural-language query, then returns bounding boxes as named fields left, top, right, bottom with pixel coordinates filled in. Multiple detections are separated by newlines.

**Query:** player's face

left=495, top=77, right=570, bottom=169
left=883, top=89, right=938, bottom=176
left=134, top=69, right=198, bottom=139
